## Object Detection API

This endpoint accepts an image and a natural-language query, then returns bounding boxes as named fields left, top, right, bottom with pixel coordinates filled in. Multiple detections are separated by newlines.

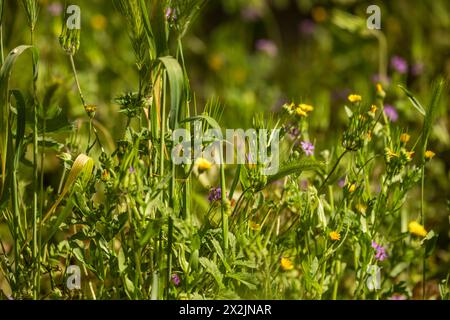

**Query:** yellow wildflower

left=298, top=104, right=314, bottom=112
left=370, top=104, right=377, bottom=114
left=84, top=104, right=97, bottom=114
left=376, top=83, right=386, bottom=98
left=208, top=54, right=224, bottom=71
left=366, top=130, right=372, bottom=141
left=101, top=169, right=109, bottom=181
left=376, top=83, right=383, bottom=93
left=196, top=157, right=212, bottom=173
left=356, top=203, right=367, bottom=214
left=386, top=148, right=399, bottom=160
left=408, top=221, right=427, bottom=237
left=400, top=133, right=410, bottom=143
left=280, top=257, right=294, bottom=271
left=329, top=231, right=341, bottom=241
left=249, top=221, right=261, bottom=231
left=312, top=6, right=327, bottom=22
left=425, top=150, right=435, bottom=159
left=295, top=107, right=308, bottom=117
left=406, top=150, right=415, bottom=160
left=90, top=14, right=107, bottom=31
left=348, top=94, right=362, bottom=103
left=283, top=102, right=296, bottom=114
left=347, top=183, right=356, bottom=193
left=84, top=104, right=97, bottom=118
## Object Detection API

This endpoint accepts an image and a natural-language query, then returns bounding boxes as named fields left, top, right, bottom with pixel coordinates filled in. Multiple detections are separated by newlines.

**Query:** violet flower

left=411, top=62, right=424, bottom=76
left=299, top=19, right=316, bottom=36
left=372, top=241, right=388, bottom=261
left=165, top=8, right=177, bottom=20
left=256, top=39, right=278, bottom=57
left=390, top=56, right=408, bottom=74
left=390, top=294, right=407, bottom=300
left=48, top=3, right=63, bottom=16
left=171, top=274, right=181, bottom=286
left=301, top=141, right=315, bottom=156
left=384, top=105, right=399, bottom=122
left=241, top=6, right=263, bottom=21
left=208, top=187, right=222, bottom=203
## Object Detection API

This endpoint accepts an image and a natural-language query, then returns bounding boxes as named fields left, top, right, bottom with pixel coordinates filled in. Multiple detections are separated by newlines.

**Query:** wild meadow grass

left=0, top=0, right=449, bottom=300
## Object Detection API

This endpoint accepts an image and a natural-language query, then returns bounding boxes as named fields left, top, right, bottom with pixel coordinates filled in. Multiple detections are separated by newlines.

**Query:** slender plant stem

left=319, top=150, right=348, bottom=192
left=30, top=28, right=40, bottom=300
left=220, top=142, right=228, bottom=254
left=0, top=24, right=4, bottom=65
left=421, top=165, right=426, bottom=299
left=69, top=54, right=86, bottom=107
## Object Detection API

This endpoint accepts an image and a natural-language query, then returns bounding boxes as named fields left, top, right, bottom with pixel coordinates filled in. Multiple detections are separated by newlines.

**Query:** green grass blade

left=159, top=56, right=184, bottom=130
left=0, top=45, right=39, bottom=197
left=422, top=79, right=445, bottom=154
left=266, top=159, right=324, bottom=185
left=398, top=85, right=426, bottom=116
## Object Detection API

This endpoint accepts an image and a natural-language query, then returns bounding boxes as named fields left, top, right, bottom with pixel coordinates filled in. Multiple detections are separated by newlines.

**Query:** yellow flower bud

left=408, top=221, right=427, bottom=237
left=425, top=150, right=435, bottom=160
left=329, top=231, right=341, bottom=241
left=348, top=94, right=362, bottom=103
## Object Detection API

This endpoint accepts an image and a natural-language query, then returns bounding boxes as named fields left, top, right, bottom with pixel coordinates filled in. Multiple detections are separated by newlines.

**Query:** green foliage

left=0, top=0, right=449, bottom=301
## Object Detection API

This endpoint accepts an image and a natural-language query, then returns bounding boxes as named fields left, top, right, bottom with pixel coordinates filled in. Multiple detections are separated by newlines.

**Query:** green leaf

left=139, top=218, right=163, bottom=247
left=37, top=136, right=64, bottom=151
left=344, top=106, right=353, bottom=118
left=226, top=273, right=257, bottom=290
left=124, top=276, right=136, bottom=298
left=422, top=230, right=438, bottom=258
left=0, top=45, right=39, bottom=197
left=159, top=56, right=184, bottom=130
left=210, top=238, right=231, bottom=272
left=118, top=248, right=127, bottom=273
left=146, top=0, right=167, bottom=57
left=199, top=257, right=224, bottom=289
left=398, top=85, right=426, bottom=116
left=42, top=199, right=73, bottom=246
left=180, top=114, right=222, bottom=131
left=421, top=79, right=444, bottom=154
left=10, top=90, right=26, bottom=151
left=266, top=159, right=324, bottom=185
left=228, top=164, right=241, bottom=200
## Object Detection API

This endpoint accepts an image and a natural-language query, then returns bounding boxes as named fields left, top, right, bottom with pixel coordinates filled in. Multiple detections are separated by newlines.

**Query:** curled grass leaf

left=41, top=153, right=94, bottom=224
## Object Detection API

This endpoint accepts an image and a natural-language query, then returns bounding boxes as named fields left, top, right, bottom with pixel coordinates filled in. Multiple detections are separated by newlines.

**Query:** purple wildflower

left=338, top=178, right=346, bottom=188
left=300, top=141, right=315, bottom=156
left=411, top=62, right=424, bottom=76
left=299, top=19, right=316, bottom=36
left=390, top=56, right=408, bottom=74
left=129, top=166, right=135, bottom=174
left=371, top=241, right=388, bottom=261
left=390, top=294, right=407, bottom=300
left=241, top=6, right=263, bottom=21
left=165, top=8, right=177, bottom=20
left=300, top=179, right=309, bottom=191
left=171, top=274, right=181, bottom=286
left=256, top=39, right=278, bottom=57
left=288, top=126, right=300, bottom=139
left=384, top=105, right=399, bottom=122
left=371, top=74, right=391, bottom=85
left=47, top=3, right=63, bottom=16
left=208, top=187, right=222, bottom=203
